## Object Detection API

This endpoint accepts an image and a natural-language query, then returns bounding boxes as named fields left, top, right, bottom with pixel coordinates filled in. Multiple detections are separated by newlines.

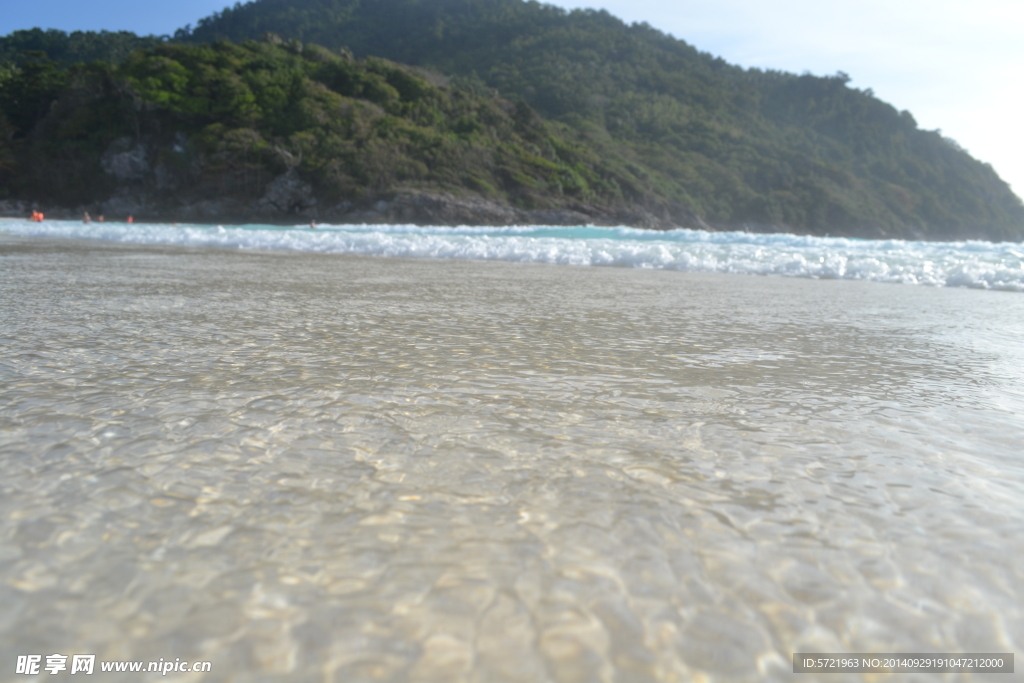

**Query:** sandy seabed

left=2, top=236, right=1023, bottom=682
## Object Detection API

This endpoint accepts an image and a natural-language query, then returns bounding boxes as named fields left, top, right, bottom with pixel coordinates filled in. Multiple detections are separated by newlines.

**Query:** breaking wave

left=5, top=219, right=1024, bottom=290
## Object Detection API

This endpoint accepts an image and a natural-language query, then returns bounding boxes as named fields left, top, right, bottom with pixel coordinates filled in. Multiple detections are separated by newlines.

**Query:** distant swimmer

left=83, top=212, right=91, bottom=224
left=30, top=211, right=44, bottom=222
left=127, top=215, right=134, bottom=224
left=310, top=220, right=317, bottom=229
left=98, top=214, right=105, bottom=223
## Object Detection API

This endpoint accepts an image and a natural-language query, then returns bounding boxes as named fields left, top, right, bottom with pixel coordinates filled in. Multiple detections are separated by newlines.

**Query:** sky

left=2, top=0, right=1021, bottom=197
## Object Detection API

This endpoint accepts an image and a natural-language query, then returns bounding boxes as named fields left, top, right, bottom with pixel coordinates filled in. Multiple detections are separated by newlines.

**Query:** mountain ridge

left=1, top=0, right=1021, bottom=239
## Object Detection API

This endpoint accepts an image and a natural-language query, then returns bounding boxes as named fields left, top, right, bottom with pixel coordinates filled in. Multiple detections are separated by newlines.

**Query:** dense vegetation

left=1, top=0, right=1022, bottom=238
left=0, top=28, right=161, bottom=67
left=0, top=38, right=639, bottom=217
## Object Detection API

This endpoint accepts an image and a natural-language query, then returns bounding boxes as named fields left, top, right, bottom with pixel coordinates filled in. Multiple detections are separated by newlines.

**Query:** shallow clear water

left=1, top=236, right=1023, bottom=682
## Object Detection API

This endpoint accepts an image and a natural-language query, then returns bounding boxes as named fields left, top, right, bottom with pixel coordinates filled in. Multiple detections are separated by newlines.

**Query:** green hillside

left=1, top=39, right=662, bottom=223
left=1, top=0, right=1021, bottom=238
left=176, top=0, right=1024, bottom=238
left=0, top=28, right=160, bottom=67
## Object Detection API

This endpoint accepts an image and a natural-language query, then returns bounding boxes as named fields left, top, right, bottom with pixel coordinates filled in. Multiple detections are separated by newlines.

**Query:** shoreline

left=0, top=193, right=962, bottom=242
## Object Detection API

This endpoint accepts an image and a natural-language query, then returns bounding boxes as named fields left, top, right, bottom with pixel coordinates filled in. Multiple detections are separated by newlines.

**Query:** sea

left=2, top=220, right=1023, bottom=682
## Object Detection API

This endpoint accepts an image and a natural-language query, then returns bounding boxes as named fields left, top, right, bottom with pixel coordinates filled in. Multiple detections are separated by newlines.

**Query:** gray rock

left=378, top=192, right=523, bottom=225
left=101, top=138, right=150, bottom=182
left=0, top=200, right=28, bottom=217
left=526, top=209, right=593, bottom=226
left=100, top=191, right=148, bottom=218
left=257, top=171, right=317, bottom=216
left=178, top=198, right=249, bottom=221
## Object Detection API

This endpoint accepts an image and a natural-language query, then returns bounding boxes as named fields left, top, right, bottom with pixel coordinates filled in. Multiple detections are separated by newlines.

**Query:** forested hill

left=174, top=0, right=1024, bottom=239
left=5, top=37, right=694, bottom=227
left=1, top=0, right=1022, bottom=238
left=0, top=29, right=160, bottom=67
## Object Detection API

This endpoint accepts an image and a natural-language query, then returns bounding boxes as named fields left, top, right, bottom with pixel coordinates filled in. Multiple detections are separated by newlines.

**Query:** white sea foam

left=4, top=219, right=1024, bottom=290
